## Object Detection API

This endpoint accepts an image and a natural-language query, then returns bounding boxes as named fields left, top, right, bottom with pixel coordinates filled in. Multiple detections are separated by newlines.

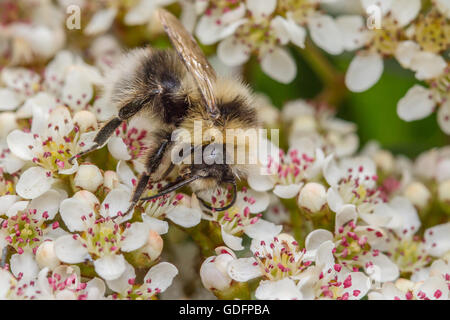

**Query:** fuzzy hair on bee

left=71, top=9, right=261, bottom=215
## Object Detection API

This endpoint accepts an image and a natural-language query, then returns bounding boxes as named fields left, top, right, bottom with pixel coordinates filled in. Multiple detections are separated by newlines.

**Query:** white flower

left=344, top=0, right=422, bottom=92
left=55, top=189, right=150, bottom=280
left=248, top=146, right=325, bottom=199
left=0, top=0, right=65, bottom=66
left=43, top=51, right=103, bottom=110
left=284, top=100, right=359, bottom=158
left=212, top=0, right=298, bottom=83
left=323, top=156, right=384, bottom=219
left=368, top=277, right=448, bottom=300
left=107, top=118, right=150, bottom=162
left=106, top=260, right=178, bottom=299
left=0, top=68, right=41, bottom=111
left=196, top=187, right=279, bottom=251
left=227, top=233, right=308, bottom=299
left=0, top=191, right=66, bottom=255
left=0, top=264, right=106, bottom=300
left=305, top=207, right=400, bottom=282
left=6, top=106, right=94, bottom=199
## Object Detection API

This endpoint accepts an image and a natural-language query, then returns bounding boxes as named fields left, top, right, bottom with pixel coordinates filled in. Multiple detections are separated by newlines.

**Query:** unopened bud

left=403, top=182, right=431, bottom=210
left=438, top=180, right=450, bottom=215
left=103, top=170, right=119, bottom=190
left=297, top=182, right=327, bottom=213
left=73, top=110, right=98, bottom=132
left=143, top=230, right=163, bottom=261
left=373, top=150, right=394, bottom=173
left=35, top=241, right=60, bottom=270
left=74, top=164, right=104, bottom=192
left=291, top=116, right=317, bottom=133
left=200, top=250, right=234, bottom=292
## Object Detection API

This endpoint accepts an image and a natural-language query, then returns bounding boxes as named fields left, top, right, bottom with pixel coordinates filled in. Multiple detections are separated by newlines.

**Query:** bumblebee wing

left=157, top=8, right=219, bottom=119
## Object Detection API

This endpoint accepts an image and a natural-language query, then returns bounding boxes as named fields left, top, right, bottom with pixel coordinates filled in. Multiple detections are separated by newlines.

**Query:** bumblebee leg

left=69, top=117, right=123, bottom=163
left=70, top=100, right=148, bottom=163
left=122, top=138, right=172, bottom=217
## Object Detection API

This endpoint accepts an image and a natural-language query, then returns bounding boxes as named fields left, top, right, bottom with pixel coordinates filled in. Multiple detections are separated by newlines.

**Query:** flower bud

left=200, top=249, right=235, bottom=292
left=373, top=150, right=395, bottom=173
left=403, top=182, right=431, bottom=210
left=125, top=230, right=164, bottom=268
left=74, top=164, right=104, bottom=192
left=143, top=230, right=163, bottom=261
left=438, top=180, right=450, bottom=203
left=297, top=182, right=327, bottom=213
left=73, top=110, right=98, bottom=132
left=103, top=170, right=119, bottom=190
left=292, top=116, right=317, bottom=133
left=36, top=240, right=60, bottom=270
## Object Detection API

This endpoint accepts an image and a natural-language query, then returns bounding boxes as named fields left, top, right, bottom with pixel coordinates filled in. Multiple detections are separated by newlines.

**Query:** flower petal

left=121, top=222, right=149, bottom=252
left=84, top=8, right=117, bottom=35
left=391, top=0, right=421, bottom=27
left=100, top=188, right=132, bottom=219
left=305, top=229, right=333, bottom=253
left=437, top=101, right=450, bottom=134
left=142, top=215, right=169, bottom=235
left=10, top=252, right=39, bottom=282
left=424, top=222, right=450, bottom=257
left=221, top=227, right=244, bottom=251
left=345, top=51, right=383, bottom=92
left=255, top=278, right=303, bottom=300
left=336, top=15, right=368, bottom=51
left=16, top=167, right=53, bottom=199
left=244, top=219, right=282, bottom=240
left=273, top=183, right=303, bottom=199
left=143, top=262, right=178, bottom=293
left=60, top=197, right=94, bottom=232
left=108, top=137, right=131, bottom=161
left=0, top=89, right=21, bottom=111
left=217, top=36, right=251, bottom=67
left=30, top=189, right=64, bottom=220
left=61, top=68, right=94, bottom=111
left=308, top=14, right=344, bottom=55
left=54, top=235, right=89, bottom=264
left=246, top=0, right=276, bottom=17
left=6, top=130, right=36, bottom=161
left=397, top=85, right=435, bottom=122
left=166, top=206, right=201, bottom=228
left=106, top=261, right=135, bottom=294
left=124, top=0, right=156, bottom=26
left=94, top=254, right=126, bottom=281
left=261, top=48, right=297, bottom=84
left=227, top=257, right=262, bottom=282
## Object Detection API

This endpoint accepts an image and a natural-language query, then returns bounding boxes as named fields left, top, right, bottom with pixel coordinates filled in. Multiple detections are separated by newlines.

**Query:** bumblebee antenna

left=140, top=175, right=201, bottom=201
left=198, top=180, right=237, bottom=212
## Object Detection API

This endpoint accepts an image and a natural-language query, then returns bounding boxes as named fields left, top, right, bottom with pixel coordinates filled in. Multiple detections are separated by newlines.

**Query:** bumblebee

left=71, top=9, right=260, bottom=214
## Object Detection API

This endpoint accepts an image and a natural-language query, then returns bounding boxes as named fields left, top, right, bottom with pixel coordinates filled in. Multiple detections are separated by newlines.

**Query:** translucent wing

left=157, top=8, right=219, bottom=119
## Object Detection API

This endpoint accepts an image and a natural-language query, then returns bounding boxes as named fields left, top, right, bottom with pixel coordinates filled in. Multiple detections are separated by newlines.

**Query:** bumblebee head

left=141, top=143, right=237, bottom=211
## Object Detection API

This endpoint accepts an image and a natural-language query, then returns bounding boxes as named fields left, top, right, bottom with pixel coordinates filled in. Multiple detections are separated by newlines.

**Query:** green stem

left=299, top=40, right=348, bottom=107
